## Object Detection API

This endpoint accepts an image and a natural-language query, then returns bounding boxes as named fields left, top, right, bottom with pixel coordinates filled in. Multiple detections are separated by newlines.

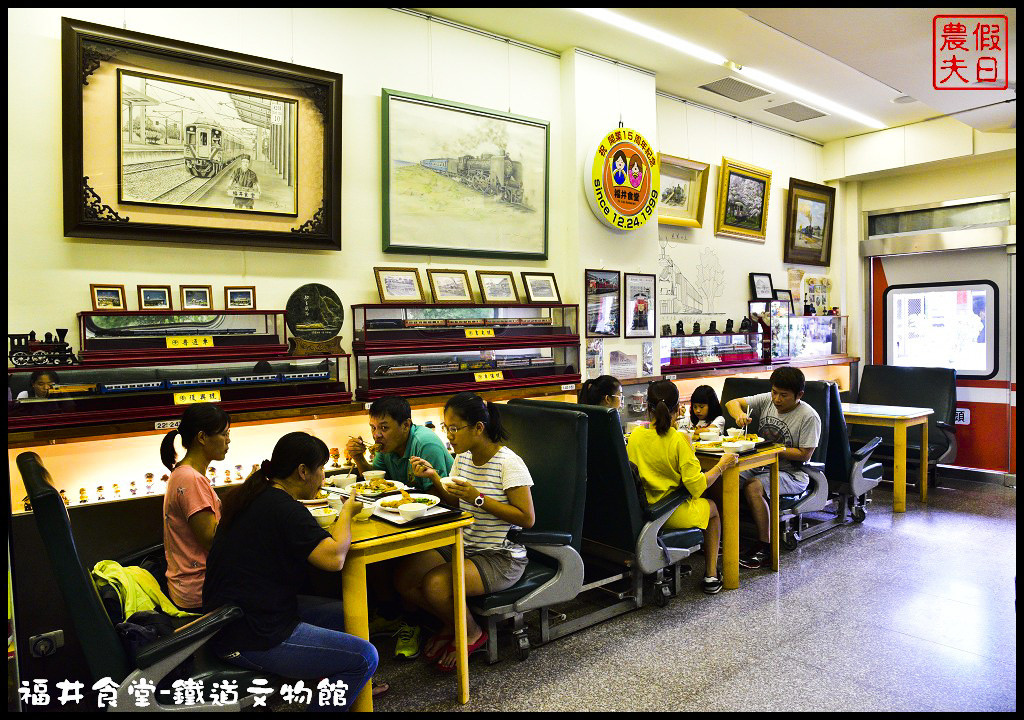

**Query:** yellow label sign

left=587, top=127, right=660, bottom=230
left=173, top=389, right=222, bottom=405
left=465, top=328, right=496, bottom=339
left=166, top=336, right=215, bottom=349
left=474, top=371, right=504, bottom=383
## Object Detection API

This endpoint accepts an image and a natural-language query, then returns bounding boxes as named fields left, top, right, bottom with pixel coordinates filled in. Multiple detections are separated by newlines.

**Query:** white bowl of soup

left=362, top=470, right=387, bottom=483
left=398, top=503, right=429, bottom=521
left=699, top=431, right=721, bottom=442
left=309, top=506, right=339, bottom=528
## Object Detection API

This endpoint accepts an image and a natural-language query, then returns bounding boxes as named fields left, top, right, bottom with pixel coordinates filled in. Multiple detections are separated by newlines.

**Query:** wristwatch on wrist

left=473, top=493, right=485, bottom=508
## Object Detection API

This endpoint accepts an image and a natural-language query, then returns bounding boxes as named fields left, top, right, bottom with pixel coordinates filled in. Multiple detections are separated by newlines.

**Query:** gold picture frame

left=657, top=154, right=710, bottom=228
left=426, top=269, right=474, bottom=304
left=714, top=157, right=772, bottom=242
left=374, top=267, right=427, bottom=304
left=90, top=284, right=126, bottom=311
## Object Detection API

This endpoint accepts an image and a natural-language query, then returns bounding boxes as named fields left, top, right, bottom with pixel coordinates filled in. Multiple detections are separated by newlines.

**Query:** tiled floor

left=369, top=478, right=1016, bottom=712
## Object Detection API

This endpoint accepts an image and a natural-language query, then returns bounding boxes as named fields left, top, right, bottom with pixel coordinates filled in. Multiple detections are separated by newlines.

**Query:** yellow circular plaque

left=587, top=127, right=660, bottom=230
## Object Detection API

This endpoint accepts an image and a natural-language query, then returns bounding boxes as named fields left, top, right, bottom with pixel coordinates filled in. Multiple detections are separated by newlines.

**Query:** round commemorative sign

left=587, top=127, right=660, bottom=230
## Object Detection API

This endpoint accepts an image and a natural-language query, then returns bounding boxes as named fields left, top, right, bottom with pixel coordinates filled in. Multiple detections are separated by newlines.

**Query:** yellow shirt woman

left=626, top=425, right=711, bottom=530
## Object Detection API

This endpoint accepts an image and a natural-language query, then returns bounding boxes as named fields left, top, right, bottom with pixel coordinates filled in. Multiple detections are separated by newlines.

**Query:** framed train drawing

left=381, top=89, right=550, bottom=260
left=61, top=17, right=343, bottom=250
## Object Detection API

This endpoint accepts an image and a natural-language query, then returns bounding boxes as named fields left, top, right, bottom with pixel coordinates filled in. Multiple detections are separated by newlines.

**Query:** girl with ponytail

left=626, top=380, right=738, bottom=595
left=160, top=402, right=230, bottom=610
left=401, top=391, right=535, bottom=671
left=577, top=374, right=623, bottom=409
left=203, top=431, right=381, bottom=705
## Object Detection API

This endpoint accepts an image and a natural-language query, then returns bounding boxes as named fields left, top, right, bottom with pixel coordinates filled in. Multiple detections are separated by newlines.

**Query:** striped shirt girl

left=450, top=446, right=533, bottom=558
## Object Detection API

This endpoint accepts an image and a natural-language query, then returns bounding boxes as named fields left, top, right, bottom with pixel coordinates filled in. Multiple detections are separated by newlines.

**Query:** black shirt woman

left=203, top=432, right=377, bottom=711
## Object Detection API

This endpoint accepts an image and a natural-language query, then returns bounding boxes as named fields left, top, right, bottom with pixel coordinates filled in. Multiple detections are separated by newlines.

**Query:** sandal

left=435, top=630, right=488, bottom=673
left=422, top=632, right=453, bottom=662
left=371, top=681, right=390, bottom=698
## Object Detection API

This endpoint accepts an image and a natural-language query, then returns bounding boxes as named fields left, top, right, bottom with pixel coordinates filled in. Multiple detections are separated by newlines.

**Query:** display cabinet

left=749, top=300, right=791, bottom=362
left=787, top=315, right=848, bottom=360
left=352, top=304, right=580, bottom=400
left=7, top=354, right=351, bottom=430
left=78, top=310, right=287, bottom=364
left=659, top=329, right=764, bottom=373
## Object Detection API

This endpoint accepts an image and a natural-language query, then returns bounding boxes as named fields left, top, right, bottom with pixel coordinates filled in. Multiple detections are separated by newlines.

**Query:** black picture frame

left=749, top=273, right=775, bottom=300
left=623, top=272, right=656, bottom=338
left=774, top=289, right=795, bottom=314
left=783, top=178, right=836, bottom=267
left=61, top=17, right=343, bottom=250
left=585, top=269, right=621, bottom=338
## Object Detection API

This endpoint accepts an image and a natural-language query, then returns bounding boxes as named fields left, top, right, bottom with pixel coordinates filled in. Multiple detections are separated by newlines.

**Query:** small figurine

left=145, top=473, right=155, bottom=494
left=704, top=321, right=718, bottom=335
left=725, top=319, right=735, bottom=333
left=234, top=465, right=244, bottom=482
left=829, top=307, right=840, bottom=316
left=739, top=316, right=752, bottom=332
left=59, top=489, right=69, bottom=507
left=159, top=474, right=169, bottom=486
left=675, top=320, right=686, bottom=336
left=662, top=324, right=673, bottom=337
left=207, top=466, right=217, bottom=486
left=22, top=496, right=32, bottom=512
left=112, top=483, right=121, bottom=499
left=692, top=322, right=701, bottom=335
left=96, top=485, right=105, bottom=501
left=129, top=481, right=137, bottom=496
left=329, top=448, right=342, bottom=469
left=79, top=488, right=89, bottom=504
left=804, top=303, right=815, bottom=317
left=223, top=469, right=231, bottom=485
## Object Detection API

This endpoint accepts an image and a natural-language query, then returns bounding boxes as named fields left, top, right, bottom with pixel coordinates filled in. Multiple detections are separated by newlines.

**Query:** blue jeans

left=226, top=596, right=377, bottom=712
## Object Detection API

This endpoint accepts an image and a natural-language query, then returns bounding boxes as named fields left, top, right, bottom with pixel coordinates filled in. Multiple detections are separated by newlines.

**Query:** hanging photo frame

left=585, top=269, right=621, bottom=338
left=783, top=178, right=836, bottom=267
left=714, top=157, right=772, bottom=241
left=623, top=273, right=656, bottom=338
left=476, top=271, right=520, bottom=304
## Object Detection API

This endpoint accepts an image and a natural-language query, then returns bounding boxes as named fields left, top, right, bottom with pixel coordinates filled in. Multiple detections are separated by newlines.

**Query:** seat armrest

left=804, top=461, right=824, bottom=471
left=852, top=436, right=882, bottom=461
left=135, top=605, right=243, bottom=670
left=936, top=421, right=954, bottom=431
left=511, top=530, right=571, bottom=546
left=645, top=489, right=689, bottom=521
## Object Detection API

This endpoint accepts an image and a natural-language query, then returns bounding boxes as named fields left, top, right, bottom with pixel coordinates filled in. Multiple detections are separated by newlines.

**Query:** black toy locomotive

left=8, top=329, right=78, bottom=367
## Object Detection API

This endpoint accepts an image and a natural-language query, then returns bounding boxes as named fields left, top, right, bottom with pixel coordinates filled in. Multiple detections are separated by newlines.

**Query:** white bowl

left=353, top=503, right=374, bottom=522
left=727, top=428, right=743, bottom=438
left=309, top=506, right=339, bottom=528
left=440, top=475, right=465, bottom=491
left=362, top=470, right=387, bottom=483
left=721, top=441, right=743, bottom=451
left=735, top=440, right=756, bottom=452
left=398, top=503, right=428, bottom=521
left=699, top=431, right=721, bottom=442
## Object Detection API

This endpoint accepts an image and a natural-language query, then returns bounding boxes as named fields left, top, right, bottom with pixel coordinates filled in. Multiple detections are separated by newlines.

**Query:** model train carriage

left=8, top=331, right=78, bottom=367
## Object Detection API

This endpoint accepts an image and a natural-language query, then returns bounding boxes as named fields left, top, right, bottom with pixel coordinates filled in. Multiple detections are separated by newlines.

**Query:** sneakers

left=738, top=547, right=766, bottom=569
left=701, top=576, right=723, bottom=594
left=367, top=613, right=404, bottom=638
left=393, top=623, right=422, bottom=659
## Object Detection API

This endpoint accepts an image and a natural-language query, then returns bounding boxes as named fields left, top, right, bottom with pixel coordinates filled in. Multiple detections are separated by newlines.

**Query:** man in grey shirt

left=724, top=366, right=821, bottom=569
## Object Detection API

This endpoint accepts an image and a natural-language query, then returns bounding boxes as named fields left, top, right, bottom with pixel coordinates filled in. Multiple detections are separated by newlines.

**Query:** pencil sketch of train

left=420, top=153, right=526, bottom=207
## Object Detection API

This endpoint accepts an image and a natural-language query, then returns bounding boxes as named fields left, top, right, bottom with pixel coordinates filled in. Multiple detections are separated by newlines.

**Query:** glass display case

left=749, top=300, right=791, bottom=361
left=787, top=315, right=848, bottom=360
left=659, top=329, right=764, bottom=373
left=352, top=304, right=580, bottom=400
left=78, top=310, right=287, bottom=364
left=7, top=354, right=351, bottom=430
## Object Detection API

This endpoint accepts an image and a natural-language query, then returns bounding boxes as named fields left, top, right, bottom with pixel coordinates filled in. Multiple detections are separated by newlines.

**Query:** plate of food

left=375, top=491, right=440, bottom=514
left=341, top=478, right=409, bottom=497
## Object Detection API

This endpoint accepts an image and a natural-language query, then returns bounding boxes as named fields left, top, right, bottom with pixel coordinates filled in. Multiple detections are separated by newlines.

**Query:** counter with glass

left=787, top=315, right=848, bottom=360
left=659, top=329, right=764, bottom=373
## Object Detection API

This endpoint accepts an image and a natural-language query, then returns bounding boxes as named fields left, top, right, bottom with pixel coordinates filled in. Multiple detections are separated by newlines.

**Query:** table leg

left=341, top=557, right=372, bottom=713
left=769, top=460, right=779, bottom=572
left=919, top=420, right=929, bottom=503
left=451, top=532, right=469, bottom=704
left=722, top=467, right=739, bottom=589
left=893, top=423, right=907, bottom=513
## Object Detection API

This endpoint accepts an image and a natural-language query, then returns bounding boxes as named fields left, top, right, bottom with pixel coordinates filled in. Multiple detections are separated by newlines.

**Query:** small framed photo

left=657, top=154, right=710, bottom=228
left=476, top=271, right=521, bottom=304
left=426, top=269, right=474, bottom=304
left=585, top=269, right=621, bottom=338
left=225, top=286, right=256, bottom=309
left=137, top=285, right=172, bottom=310
left=90, top=284, right=126, bottom=311
left=180, top=285, right=213, bottom=310
left=520, top=272, right=561, bottom=304
left=374, top=267, right=427, bottom=304
left=784, top=178, right=836, bottom=267
left=774, top=289, right=795, bottom=314
left=749, top=273, right=775, bottom=301
left=623, top=273, right=656, bottom=338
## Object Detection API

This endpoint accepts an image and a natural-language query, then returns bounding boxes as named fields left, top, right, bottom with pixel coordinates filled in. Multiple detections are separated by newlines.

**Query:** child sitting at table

left=627, top=380, right=737, bottom=594
left=688, top=384, right=726, bottom=435
left=398, top=391, right=535, bottom=671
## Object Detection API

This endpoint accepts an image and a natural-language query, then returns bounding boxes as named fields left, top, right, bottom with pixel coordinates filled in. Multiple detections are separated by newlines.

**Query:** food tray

left=693, top=439, right=774, bottom=456
left=371, top=503, right=462, bottom=526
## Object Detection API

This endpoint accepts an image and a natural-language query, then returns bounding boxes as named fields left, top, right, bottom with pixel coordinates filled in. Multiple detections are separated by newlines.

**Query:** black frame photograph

left=749, top=273, right=775, bottom=301
left=783, top=178, right=837, bottom=267
left=623, top=272, right=656, bottom=339
left=585, top=269, right=621, bottom=338
left=61, top=17, right=343, bottom=250
left=520, top=272, right=561, bottom=304
left=774, top=289, right=795, bottom=314
left=476, top=271, right=521, bottom=304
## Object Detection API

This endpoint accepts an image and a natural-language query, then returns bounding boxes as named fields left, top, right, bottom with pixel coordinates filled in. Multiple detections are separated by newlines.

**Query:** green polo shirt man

left=345, top=396, right=454, bottom=491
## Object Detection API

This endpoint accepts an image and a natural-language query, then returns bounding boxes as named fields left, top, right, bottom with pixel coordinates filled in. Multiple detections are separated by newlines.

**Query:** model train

left=184, top=118, right=251, bottom=179
left=420, top=152, right=525, bottom=206
left=40, top=368, right=331, bottom=398
left=667, top=343, right=759, bottom=366
left=84, top=317, right=256, bottom=338
left=373, top=356, right=556, bottom=377
left=365, top=317, right=553, bottom=330
left=8, top=330, right=78, bottom=367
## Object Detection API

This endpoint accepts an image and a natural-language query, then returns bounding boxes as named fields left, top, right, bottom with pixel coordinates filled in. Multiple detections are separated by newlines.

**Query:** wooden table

left=841, top=403, right=934, bottom=513
left=342, top=512, right=475, bottom=711
left=696, top=445, right=783, bottom=589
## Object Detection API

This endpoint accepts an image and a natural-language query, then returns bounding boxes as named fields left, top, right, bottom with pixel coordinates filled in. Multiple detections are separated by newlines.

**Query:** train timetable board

left=587, top=127, right=660, bottom=231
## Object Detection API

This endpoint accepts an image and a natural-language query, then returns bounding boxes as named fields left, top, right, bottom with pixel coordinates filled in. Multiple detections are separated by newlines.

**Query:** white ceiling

left=416, top=7, right=1017, bottom=143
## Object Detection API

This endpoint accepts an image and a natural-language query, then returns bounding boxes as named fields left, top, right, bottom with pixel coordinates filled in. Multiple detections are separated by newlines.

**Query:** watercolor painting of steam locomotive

left=382, top=89, right=549, bottom=260
left=118, top=71, right=298, bottom=216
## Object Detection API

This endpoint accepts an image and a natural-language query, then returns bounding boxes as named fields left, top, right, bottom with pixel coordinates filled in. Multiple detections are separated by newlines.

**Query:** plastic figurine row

left=660, top=317, right=754, bottom=337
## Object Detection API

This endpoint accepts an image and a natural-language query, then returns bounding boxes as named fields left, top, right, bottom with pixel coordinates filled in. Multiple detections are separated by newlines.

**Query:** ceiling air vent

left=698, top=77, right=772, bottom=103
left=763, top=102, right=827, bottom=122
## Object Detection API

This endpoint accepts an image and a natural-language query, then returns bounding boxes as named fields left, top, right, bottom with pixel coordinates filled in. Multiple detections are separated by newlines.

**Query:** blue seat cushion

left=471, top=559, right=556, bottom=612
left=659, top=527, right=704, bottom=549
left=780, top=489, right=811, bottom=511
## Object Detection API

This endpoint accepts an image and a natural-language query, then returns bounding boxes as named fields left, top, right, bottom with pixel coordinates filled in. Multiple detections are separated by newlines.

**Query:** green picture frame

left=381, top=89, right=550, bottom=260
